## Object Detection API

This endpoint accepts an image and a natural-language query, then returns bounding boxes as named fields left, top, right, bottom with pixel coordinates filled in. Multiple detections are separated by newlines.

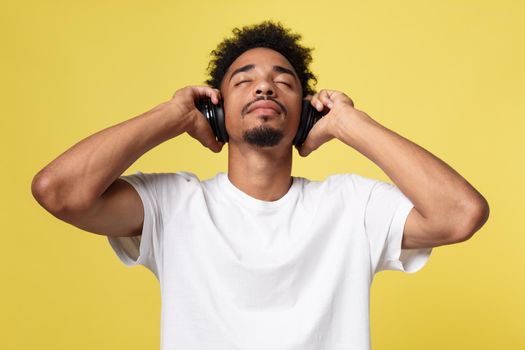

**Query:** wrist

left=155, top=99, right=196, bottom=137
left=333, top=107, right=378, bottom=147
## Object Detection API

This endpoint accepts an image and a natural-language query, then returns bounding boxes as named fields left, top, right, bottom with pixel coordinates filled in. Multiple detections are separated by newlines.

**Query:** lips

left=247, top=100, right=282, bottom=114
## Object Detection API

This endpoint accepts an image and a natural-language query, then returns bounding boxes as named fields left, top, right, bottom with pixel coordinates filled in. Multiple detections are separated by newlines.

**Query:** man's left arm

left=298, top=89, right=490, bottom=250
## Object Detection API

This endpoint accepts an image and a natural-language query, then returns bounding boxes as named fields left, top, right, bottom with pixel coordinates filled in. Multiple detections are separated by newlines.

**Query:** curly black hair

left=205, top=20, right=318, bottom=97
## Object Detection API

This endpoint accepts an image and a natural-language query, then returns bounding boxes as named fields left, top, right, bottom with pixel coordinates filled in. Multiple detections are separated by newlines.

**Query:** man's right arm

left=31, top=86, right=223, bottom=237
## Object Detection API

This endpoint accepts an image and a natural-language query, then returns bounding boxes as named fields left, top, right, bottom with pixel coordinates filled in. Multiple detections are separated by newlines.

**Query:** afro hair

left=205, top=20, right=318, bottom=97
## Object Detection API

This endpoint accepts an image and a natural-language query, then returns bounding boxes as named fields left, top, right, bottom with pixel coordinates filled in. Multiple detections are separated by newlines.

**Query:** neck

left=226, top=142, right=293, bottom=201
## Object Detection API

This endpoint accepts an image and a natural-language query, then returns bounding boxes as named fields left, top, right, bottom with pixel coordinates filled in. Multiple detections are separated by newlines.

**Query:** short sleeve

left=359, top=176, right=432, bottom=275
left=106, top=171, right=171, bottom=280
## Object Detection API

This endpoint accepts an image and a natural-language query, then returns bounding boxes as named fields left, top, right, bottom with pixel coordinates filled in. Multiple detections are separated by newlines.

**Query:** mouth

left=249, top=107, right=280, bottom=116
left=246, top=100, right=283, bottom=115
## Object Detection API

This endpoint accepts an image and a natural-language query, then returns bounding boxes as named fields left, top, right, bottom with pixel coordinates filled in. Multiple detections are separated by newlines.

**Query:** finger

left=296, top=144, right=308, bottom=157
left=297, top=122, right=332, bottom=157
left=309, top=94, right=324, bottom=112
left=318, top=90, right=335, bottom=108
left=191, top=86, right=221, bottom=105
left=210, top=88, right=221, bottom=105
left=189, top=111, right=224, bottom=153
left=326, top=89, right=354, bottom=107
left=298, top=137, right=320, bottom=157
left=312, top=90, right=334, bottom=111
left=298, top=136, right=318, bottom=157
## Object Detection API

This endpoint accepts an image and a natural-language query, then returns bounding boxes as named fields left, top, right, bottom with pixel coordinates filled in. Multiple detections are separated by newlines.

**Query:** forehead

left=226, top=47, right=296, bottom=75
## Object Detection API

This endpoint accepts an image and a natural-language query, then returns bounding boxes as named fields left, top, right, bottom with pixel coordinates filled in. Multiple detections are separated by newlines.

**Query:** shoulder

left=122, top=170, right=199, bottom=181
left=294, top=173, right=363, bottom=196
left=120, top=170, right=202, bottom=192
left=299, top=173, right=389, bottom=205
left=309, top=173, right=379, bottom=192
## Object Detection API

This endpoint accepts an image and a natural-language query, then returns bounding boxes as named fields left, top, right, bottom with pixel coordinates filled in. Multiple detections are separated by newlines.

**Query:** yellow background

left=2, top=0, right=523, bottom=349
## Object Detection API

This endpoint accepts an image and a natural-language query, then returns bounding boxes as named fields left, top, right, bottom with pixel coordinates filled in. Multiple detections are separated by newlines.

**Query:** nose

left=254, top=80, right=274, bottom=97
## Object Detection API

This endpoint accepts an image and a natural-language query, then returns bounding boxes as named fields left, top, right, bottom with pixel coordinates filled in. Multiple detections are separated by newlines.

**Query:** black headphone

left=196, top=97, right=326, bottom=146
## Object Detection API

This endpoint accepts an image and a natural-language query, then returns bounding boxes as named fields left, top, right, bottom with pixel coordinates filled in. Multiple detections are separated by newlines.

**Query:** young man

left=32, top=21, right=489, bottom=349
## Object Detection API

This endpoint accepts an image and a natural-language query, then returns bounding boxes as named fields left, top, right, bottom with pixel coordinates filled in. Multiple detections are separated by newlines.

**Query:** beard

left=243, top=124, right=284, bottom=147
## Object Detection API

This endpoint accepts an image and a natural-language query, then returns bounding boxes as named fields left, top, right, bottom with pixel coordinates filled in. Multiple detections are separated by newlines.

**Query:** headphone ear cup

left=196, top=97, right=229, bottom=143
left=293, top=99, right=325, bottom=146
left=215, top=99, right=228, bottom=142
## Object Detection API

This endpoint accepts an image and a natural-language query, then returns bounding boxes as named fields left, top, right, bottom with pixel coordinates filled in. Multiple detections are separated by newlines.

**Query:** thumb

left=188, top=110, right=224, bottom=153
left=296, top=122, right=333, bottom=157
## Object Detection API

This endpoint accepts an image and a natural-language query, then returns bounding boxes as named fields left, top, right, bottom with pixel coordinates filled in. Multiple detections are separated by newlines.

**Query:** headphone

left=196, top=97, right=326, bottom=146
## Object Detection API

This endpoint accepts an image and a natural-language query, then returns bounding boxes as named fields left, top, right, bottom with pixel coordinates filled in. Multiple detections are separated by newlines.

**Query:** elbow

left=31, top=171, right=65, bottom=214
left=450, top=196, right=490, bottom=243
left=32, top=171, right=98, bottom=218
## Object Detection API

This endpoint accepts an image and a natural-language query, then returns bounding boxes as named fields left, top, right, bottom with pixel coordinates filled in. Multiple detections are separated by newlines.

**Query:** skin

left=217, top=47, right=490, bottom=249
left=219, top=47, right=303, bottom=202
left=31, top=47, right=489, bottom=250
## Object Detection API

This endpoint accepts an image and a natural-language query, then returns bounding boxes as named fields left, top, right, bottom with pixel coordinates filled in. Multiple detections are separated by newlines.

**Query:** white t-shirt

left=108, top=171, right=432, bottom=350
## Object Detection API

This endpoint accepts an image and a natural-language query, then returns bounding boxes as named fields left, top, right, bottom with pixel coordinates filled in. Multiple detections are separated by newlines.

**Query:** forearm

left=335, top=109, right=488, bottom=235
left=32, top=100, right=190, bottom=213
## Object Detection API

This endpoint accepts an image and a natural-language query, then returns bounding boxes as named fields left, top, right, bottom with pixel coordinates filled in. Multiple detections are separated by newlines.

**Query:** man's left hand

left=296, top=89, right=364, bottom=157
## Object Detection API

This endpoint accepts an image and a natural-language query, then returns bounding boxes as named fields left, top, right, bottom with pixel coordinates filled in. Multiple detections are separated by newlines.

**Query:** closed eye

left=235, top=80, right=251, bottom=86
left=235, top=80, right=291, bottom=87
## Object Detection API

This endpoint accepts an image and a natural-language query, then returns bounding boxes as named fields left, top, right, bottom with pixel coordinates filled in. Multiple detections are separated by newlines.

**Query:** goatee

left=243, top=125, right=284, bottom=147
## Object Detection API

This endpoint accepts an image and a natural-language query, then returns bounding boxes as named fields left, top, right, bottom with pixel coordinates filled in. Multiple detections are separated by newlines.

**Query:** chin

left=242, top=124, right=285, bottom=148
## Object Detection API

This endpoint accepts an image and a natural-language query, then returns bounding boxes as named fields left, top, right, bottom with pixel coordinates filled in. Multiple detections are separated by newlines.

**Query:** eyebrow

left=228, top=64, right=298, bottom=83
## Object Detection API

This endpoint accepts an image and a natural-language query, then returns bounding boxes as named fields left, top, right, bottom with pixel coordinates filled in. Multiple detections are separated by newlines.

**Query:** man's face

left=219, top=47, right=303, bottom=148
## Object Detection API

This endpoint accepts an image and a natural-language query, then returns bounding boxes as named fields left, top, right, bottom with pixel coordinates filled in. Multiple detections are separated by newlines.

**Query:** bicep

left=66, top=178, right=145, bottom=237
left=402, top=207, right=456, bottom=249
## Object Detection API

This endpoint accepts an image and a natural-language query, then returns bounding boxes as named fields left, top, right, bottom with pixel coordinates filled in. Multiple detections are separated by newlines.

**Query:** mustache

left=241, top=96, right=287, bottom=117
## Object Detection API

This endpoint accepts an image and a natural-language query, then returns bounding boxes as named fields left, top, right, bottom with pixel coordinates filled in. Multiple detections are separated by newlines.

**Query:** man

left=32, top=21, right=489, bottom=349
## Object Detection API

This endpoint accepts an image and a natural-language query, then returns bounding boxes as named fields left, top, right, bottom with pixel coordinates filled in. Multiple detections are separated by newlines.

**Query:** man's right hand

left=168, top=85, right=224, bottom=153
